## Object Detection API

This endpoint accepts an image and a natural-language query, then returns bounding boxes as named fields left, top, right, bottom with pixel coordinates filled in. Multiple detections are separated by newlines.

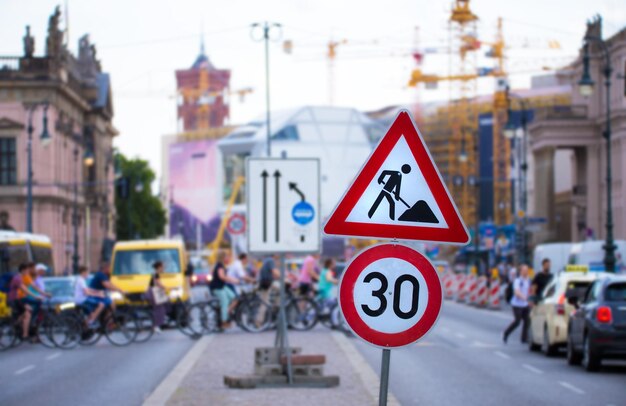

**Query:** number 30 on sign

left=339, top=244, right=442, bottom=348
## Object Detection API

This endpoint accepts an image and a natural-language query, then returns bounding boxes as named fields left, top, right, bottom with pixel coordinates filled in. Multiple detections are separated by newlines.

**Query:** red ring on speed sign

left=227, top=213, right=246, bottom=235
left=339, top=243, right=442, bottom=348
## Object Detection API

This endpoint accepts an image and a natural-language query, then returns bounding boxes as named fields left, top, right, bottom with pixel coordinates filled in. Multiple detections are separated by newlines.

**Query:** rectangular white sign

left=247, top=158, right=321, bottom=254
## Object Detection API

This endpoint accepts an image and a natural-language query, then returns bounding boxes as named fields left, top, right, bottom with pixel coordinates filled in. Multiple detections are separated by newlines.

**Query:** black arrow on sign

left=274, top=170, right=281, bottom=242
left=261, top=170, right=269, bottom=242
left=288, top=182, right=306, bottom=202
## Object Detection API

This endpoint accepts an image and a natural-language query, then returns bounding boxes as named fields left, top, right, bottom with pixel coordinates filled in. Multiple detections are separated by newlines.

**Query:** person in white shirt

left=33, top=263, right=47, bottom=292
left=227, top=253, right=254, bottom=295
left=74, top=266, right=99, bottom=306
left=503, top=264, right=531, bottom=344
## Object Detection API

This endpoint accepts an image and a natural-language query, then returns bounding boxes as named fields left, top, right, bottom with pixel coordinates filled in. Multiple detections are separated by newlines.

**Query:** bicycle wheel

left=104, top=311, right=138, bottom=346
left=320, top=302, right=336, bottom=329
left=286, top=297, right=319, bottom=331
left=239, top=298, right=271, bottom=333
left=49, top=315, right=81, bottom=350
left=177, top=303, right=204, bottom=338
left=201, top=303, right=219, bottom=333
left=132, top=309, right=155, bottom=343
left=37, top=314, right=57, bottom=349
left=0, top=318, right=17, bottom=350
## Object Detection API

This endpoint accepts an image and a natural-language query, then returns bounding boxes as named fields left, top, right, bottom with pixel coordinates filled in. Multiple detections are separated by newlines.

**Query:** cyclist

left=317, top=258, right=338, bottom=302
left=228, top=253, right=255, bottom=294
left=84, top=262, right=125, bottom=326
left=298, top=254, right=320, bottom=297
left=209, top=250, right=239, bottom=329
left=8, top=262, right=49, bottom=341
left=74, top=266, right=104, bottom=324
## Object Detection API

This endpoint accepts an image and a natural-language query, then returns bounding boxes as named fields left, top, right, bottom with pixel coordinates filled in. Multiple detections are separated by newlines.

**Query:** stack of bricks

left=224, top=347, right=339, bottom=389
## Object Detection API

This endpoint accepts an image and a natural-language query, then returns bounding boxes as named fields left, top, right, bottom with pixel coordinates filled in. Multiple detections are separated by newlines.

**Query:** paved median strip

left=559, top=381, right=585, bottom=395
left=143, top=335, right=213, bottom=406
left=332, top=332, right=401, bottom=406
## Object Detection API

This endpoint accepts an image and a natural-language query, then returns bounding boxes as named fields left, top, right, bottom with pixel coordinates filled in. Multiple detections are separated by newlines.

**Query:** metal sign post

left=274, top=254, right=293, bottom=384
left=247, top=158, right=320, bottom=385
left=379, top=349, right=391, bottom=406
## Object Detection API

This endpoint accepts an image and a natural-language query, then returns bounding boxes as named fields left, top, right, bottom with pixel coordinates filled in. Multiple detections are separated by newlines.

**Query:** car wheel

left=566, top=332, right=582, bottom=366
left=528, top=325, right=540, bottom=352
left=582, top=334, right=601, bottom=372
left=541, top=325, right=558, bottom=357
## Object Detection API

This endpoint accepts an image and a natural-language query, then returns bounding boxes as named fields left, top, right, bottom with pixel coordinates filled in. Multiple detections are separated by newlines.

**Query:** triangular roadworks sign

left=324, top=110, right=470, bottom=245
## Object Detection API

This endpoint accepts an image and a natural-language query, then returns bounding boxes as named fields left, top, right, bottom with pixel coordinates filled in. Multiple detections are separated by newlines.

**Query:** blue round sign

left=292, top=201, right=315, bottom=225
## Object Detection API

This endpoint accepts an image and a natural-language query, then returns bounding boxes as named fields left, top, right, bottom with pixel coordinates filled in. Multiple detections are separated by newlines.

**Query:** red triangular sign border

left=324, top=110, right=470, bottom=245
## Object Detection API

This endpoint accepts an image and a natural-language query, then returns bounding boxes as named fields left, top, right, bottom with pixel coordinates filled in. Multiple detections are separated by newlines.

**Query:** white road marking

left=46, top=352, right=61, bottom=361
left=15, top=365, right=35, bottom=375
left=455, top=333, right=466, bottom=339
left=559, top=381, right=585, bottom=395
left=494, top=351, right=511, bottom=359
left=522, top=364, right=544, bottom=374
left=471, top=340, right=497, bottom=348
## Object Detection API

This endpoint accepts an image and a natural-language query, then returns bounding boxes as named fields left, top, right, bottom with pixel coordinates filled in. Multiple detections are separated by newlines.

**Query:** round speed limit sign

left=339, top=244, right=442, bottom=348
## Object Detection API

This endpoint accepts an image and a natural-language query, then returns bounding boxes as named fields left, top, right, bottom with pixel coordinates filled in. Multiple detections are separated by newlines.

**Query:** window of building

left=271, top=125, right=299, bottom=141
left=0, top=137, right=17, bottom=185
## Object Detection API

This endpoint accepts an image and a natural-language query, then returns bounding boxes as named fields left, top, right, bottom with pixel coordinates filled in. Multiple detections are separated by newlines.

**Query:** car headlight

left=169, top=288, right=184, bottom=300
left=110, top=292, right=123, bottom=301
left=191, top=275, right=198, bottom=283
left=59, top=302, right=76, bottom=311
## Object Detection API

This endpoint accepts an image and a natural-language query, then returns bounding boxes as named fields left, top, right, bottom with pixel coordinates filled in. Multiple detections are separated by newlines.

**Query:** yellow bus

left=0, top=231, right=55, bottom=317
left=110, top=239, right=190, bottom=305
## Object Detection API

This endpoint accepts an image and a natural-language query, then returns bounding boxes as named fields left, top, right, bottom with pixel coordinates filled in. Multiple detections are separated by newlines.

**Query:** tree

left=115, top=153, right=166, bottom=240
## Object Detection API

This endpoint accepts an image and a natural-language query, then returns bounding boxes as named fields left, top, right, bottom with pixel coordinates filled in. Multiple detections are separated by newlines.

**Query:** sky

left=1, top=0, right=625, bottom=185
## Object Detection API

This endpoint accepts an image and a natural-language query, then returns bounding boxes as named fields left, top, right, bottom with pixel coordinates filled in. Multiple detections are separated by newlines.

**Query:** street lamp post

left=578, top=20, right=617, bottom=273
left=71, top=131, right=95, bottom=274
left=504, top=87, right=530, bottom=265
left=25, top=103, right=51, bottom=233
left=251, top=22, right=282, bottom=157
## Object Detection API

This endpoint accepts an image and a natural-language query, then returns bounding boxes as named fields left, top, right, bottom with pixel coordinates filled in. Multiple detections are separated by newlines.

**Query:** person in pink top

left=298, top=254, right=320, bottom=296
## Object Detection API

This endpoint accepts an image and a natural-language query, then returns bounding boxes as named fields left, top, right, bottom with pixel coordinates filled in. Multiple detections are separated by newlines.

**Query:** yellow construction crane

left=209, top=175, right=245, bottom=265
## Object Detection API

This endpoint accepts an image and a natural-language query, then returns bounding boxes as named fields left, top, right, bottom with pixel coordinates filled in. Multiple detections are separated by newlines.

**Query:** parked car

left=528, top=271, right=607, bottom=356
left=42, top=276, right=77, bottom=305
left=566, top=275, right=626, bottom=371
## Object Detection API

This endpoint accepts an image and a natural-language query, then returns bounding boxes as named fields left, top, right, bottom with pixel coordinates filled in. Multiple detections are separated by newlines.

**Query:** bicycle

left=69, top=302, right=139, bottom=347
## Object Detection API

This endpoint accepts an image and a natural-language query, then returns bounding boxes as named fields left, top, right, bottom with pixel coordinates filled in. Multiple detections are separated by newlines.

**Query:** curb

left=143, top=335, right=213, bottom=406
left=331, top=332, right=400, bottom=406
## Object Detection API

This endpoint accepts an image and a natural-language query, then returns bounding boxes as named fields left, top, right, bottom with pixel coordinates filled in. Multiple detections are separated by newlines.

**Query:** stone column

left=533, top=146, right=555, bottom=241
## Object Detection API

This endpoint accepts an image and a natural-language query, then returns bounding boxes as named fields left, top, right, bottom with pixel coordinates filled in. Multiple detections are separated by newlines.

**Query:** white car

left=529, top=271, right=609, bottom=356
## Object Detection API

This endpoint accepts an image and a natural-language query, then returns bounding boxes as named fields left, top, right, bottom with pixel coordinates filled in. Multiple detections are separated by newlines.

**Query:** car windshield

left=113, top=249, right=181, bottom=275
left=606, top=283, right=626, bottom=302
left=44, top=278, right=75, bottom=298
left=1, top=244, right=30, bottom=274
left=563, top=281, right=592, bottom=300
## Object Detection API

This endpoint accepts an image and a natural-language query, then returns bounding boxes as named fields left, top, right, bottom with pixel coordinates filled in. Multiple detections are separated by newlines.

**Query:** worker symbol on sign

left=367, top=164, right=438, bottom=223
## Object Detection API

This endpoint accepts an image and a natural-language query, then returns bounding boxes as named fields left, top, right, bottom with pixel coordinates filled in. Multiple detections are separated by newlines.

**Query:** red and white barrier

left=443, top=273, right=457, bottom=299
left=467, top=275, right=479, bottom=304
left=488, top=279, right=501, bottom=309
left=456, top=274, right=469, bottom=302
left=477, top=276, right=489, bottom=307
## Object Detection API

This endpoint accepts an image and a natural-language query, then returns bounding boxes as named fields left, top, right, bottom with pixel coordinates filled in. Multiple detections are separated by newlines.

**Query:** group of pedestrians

left=207, top=251, right=339, bottom=330
left=502, top=258, right=552, bottom=344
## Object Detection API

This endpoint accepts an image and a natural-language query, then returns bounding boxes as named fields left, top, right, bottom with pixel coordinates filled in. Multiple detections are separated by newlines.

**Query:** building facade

left=0, top=7, right=117, bottom=273
left=529, top=18, right=626, bottom=244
